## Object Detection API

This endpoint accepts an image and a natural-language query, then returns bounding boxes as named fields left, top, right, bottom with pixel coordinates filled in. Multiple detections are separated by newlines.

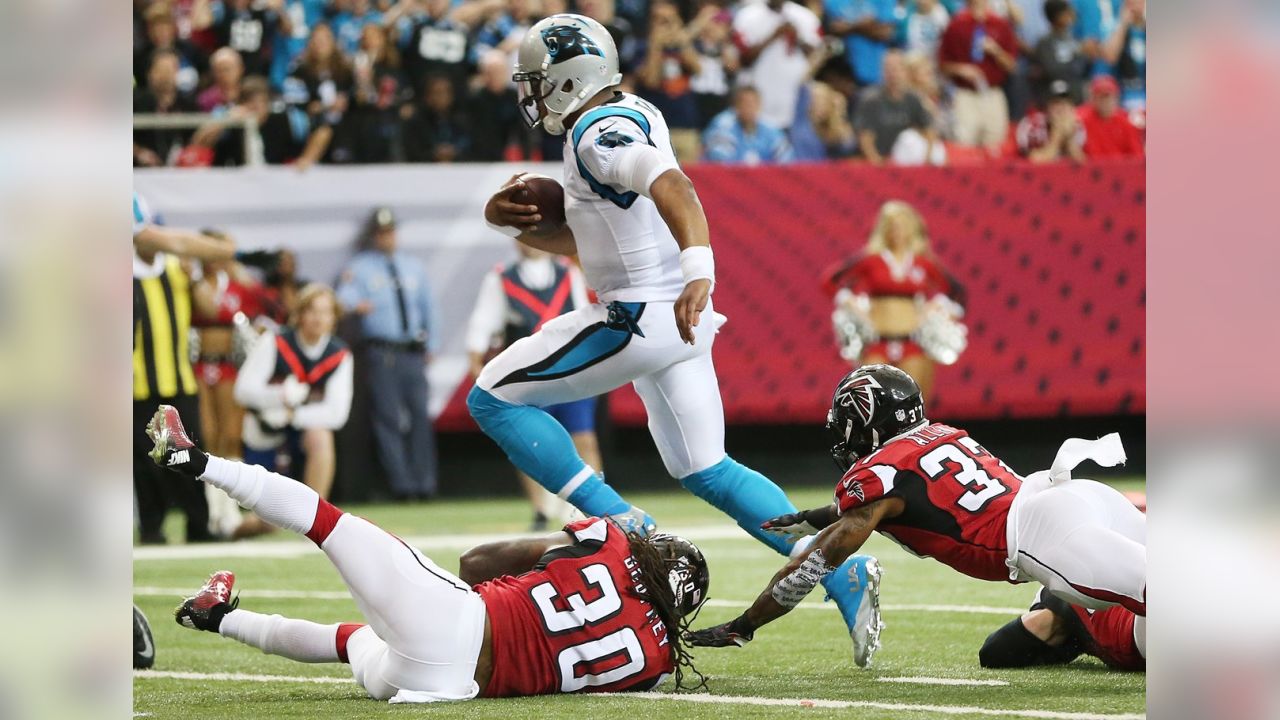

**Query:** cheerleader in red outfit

left=192, top=258, right=264, bottom=461
left=822, top=200, right=966, bottom=402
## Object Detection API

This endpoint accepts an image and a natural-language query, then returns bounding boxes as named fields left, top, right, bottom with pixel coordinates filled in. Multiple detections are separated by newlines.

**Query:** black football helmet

left=649, top=533, right=710, bottom=618
left=825, top=364, right=926, bottom=471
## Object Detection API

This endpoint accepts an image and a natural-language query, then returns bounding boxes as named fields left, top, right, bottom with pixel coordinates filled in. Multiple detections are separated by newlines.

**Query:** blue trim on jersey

left=133, top=193, right=144, bottom=225
left=571, top=106, right=656, bottom=210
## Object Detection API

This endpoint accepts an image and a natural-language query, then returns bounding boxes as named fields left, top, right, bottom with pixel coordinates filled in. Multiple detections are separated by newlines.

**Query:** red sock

left=1073, top=605, right=1144, bottom=671
left=334, top=623, right=366, bottom=664
left=305, top=498, right=344, bottom=546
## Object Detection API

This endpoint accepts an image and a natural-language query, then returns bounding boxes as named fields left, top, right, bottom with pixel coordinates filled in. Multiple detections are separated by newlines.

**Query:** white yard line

left=876, top=677, right=1009, bottom=687
left=135, top=671, right=1140, bottom=719
left=133, top=587, right=1024, bottom=615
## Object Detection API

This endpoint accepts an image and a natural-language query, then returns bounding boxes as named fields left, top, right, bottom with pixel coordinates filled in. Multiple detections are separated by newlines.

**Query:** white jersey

left=562, top=93, right=685, bottom=303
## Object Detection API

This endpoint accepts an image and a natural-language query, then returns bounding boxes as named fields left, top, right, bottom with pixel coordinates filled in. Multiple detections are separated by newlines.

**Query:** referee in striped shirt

left=133, top=191, right=236, bottom=543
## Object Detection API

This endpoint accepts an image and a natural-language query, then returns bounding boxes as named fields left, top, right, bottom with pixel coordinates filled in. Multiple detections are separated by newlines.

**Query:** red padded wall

left=605, top=159, right=1146, bottom=425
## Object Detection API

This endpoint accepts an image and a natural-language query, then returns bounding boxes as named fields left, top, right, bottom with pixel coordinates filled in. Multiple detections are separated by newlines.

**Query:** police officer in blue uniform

left=337, top=207, right=438, bottom=500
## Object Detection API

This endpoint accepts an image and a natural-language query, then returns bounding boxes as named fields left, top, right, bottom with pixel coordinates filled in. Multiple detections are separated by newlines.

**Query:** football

left=512, top=173, right=566, bottom=235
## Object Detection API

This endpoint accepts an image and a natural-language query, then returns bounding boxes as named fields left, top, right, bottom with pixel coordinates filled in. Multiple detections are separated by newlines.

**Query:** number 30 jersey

left=473, top=517, right=675, bottom=697
left=835, top=424, right=1023, bottom=582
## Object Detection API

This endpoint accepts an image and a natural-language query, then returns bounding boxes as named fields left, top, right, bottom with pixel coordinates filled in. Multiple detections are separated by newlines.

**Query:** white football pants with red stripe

left=1006, top=436, right=1147, bottom=617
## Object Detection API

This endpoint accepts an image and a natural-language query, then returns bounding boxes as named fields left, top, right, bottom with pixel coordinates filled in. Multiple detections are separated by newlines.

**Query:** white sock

left=219, top=609, right=341, bottom=663
left=200, top=456, right=319, bottom=535
left=790, top=535, right=816, bottom=560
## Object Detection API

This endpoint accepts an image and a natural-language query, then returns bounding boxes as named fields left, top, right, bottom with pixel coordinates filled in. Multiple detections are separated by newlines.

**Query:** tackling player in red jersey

left=687, top=365, right=1145, bottom=671
left=146, top=405, right=708, bottom=703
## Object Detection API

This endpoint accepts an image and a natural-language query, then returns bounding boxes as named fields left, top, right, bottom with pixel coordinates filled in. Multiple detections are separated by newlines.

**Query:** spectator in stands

left=1068, top=0, right=1111, bottom=74
left=333, top=0, right=384, bottom=54
left=197, top=47, right=244, bottom=112
left=901, top=0, right=951, bottom=59
left=467, top=50, right=530, bottom=162
left=822, top=0, right=896, bottom=88
left=578, top=0, right=642, bottom=74
left=403, top=74, right=472, bottom=162
left=336, top=207, right=439, bottom=502
left=854, top=50, right=942, bottom=166
left=465, top=243, right=598, bottom=531
left=283, top=22, right=354, bottom=166
left=1103, top=0, right=1146, bottom=112
left=134, top=49, right=199, bottom=167
left=702, top=86, right=794, bottom=165
left=733, top=0, right=822, bottom=132
left=903, top=51, right=951, bottom=138
left=938, top=0, right=1018, bottom=152
left=387, top=0, right=474, bottom=94
left=1009, top=0, right=1051, bottom=50
left=193, top=0, right=289, bottom=77
left=271, top=0, right=329, bottom=88
left=193, top=76, right=325, bottom=166
left=135, top=2, right=207, bottom=95
left=233, top=283, right=354, bottom=538
left=790, top=80, right=857, bottom=161
left=347, top=23, right=412, bottom=163
left=688, top=5, right=738, bottom=129
left=1077, top=74, right=1143, bottom=159
left=1016, top=79, right=1084, bottom=163
left=637, top=0, right=702, bottom=162
left=452, top=0, right=535, bottom=61
left=1029, top=0, right=1087, bottom=106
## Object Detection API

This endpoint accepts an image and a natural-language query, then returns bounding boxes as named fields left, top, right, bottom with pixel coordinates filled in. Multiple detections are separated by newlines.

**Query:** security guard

left=133, top=190, right=236, bottom=542
left=336, top=207, right=439, bottom=500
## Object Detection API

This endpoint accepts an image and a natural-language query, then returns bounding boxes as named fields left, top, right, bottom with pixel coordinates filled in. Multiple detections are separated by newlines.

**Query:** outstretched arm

left=650, top=169, right=713, bottom=344
left=134, top=225, right=236, bottom=262
left=457, top=532, right=573, bottom=585
left=687, top=499, right=900, bottom=647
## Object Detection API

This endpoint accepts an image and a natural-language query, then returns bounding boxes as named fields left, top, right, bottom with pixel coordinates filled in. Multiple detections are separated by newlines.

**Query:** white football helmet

left=513, top=14, right=622, bottom=135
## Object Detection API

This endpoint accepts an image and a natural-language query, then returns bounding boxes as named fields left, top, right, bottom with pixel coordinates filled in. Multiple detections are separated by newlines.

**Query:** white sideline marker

left=132, top=587, right=1026, bottom=615
left=135, top=671, right=1141, bottom=720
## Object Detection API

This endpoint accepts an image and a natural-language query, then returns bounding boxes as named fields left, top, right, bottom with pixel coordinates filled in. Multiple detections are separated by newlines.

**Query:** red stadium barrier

left=442, top=158, right=1145, bottom=428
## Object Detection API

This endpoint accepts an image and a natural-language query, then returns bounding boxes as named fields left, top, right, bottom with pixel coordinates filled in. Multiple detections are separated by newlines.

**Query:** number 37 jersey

left=473, top=517, right=674, bottom=697
left=835, top=424, right=1023, bottom=582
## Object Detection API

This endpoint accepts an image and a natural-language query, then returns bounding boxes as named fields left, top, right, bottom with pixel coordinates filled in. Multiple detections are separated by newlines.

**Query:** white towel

left=1048, top=433, right=1127, bottom=485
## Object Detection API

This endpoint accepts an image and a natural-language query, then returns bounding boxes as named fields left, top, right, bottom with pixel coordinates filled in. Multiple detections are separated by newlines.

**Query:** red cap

left=1090, top=75, right=1120, bottom=96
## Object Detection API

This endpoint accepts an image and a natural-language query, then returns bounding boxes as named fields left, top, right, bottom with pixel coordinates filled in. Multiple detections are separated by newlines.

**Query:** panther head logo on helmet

left=541, top=25, right=605, bottom=64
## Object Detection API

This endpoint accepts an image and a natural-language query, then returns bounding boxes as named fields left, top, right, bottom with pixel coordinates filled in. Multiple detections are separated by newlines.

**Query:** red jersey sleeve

left=835, top=463, right=903, bottom=515
left=937, top=16, right=966, bottom=66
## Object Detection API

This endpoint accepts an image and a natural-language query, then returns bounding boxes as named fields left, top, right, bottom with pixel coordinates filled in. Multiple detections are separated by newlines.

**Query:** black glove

left=760, top=511, right=822, bottom=542
left=685, top=614, right=756, bottom=648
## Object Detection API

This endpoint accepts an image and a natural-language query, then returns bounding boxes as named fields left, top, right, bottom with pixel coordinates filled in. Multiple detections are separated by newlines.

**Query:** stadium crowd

left=133, top=0, right=1145, bottom=167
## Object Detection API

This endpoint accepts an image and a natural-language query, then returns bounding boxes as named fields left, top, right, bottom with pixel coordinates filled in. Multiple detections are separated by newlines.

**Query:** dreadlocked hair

left=625, top=533, right=708, bottom=693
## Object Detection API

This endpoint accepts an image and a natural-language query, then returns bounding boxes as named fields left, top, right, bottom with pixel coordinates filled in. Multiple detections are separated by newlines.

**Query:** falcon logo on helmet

left=837, top=375, right=882, bottom=426
left=541, top=25, right=604, bottom=63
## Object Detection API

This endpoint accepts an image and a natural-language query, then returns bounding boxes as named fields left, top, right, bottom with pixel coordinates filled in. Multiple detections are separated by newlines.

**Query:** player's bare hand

left=485, top=173, right=541, bottom=232
left=685, top=616, right=754, bottom=648
left=761, top=512, right=821, bottom=542
left=674, top=278, right=711, bottom=345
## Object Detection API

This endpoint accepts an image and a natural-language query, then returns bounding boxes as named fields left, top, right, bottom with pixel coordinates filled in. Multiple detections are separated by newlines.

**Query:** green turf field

left=134, top=481, right=1146, bottom=719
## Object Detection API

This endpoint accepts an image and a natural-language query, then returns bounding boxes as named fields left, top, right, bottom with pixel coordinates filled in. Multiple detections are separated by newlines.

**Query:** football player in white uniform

left=468, top=14, right=885, bottom=665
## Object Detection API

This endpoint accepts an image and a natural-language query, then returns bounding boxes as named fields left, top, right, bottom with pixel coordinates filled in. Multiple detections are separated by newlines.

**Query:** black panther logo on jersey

left=541, top=25, right=605, bottom=64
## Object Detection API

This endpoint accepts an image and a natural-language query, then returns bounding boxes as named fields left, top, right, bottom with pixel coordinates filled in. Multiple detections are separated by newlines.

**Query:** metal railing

left=133, top=113, right=263, bottom=167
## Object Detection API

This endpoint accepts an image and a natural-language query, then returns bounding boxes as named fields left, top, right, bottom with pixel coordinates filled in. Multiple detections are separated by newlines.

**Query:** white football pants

left=476, top=299, right=728, bottom=479
left=1006, top=436, right=1147, bottom=616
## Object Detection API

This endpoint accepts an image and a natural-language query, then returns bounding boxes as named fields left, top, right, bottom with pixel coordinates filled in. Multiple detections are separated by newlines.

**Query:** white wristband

left=485, top=219, right=522, bottom=238
left=680, top=246, right=715, bottom=290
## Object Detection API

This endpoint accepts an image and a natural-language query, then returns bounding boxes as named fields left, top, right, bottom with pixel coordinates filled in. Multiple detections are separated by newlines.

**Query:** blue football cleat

left=824, top=554, right=884, bottom=668
left=606, top=506, right=658, bottom=537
